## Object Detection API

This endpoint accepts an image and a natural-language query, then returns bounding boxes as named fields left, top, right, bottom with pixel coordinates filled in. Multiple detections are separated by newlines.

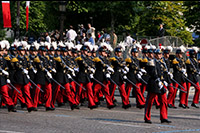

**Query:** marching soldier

left=125, top=48, right=146, bottom=109
left=109, top=46, right=131, bottom=109
left=171, top=47, right=188, bottom=108
left=75, top=44, right=97, bottom=109
left=11, top=45, right=35, bottom=112
left=33, top=46, right=54, bottom=111
left=0, top=43, right=16, bottom=112
left=92, top=45, right=115, bottom=109
left=144, top=49, right=171, bottom=124
left=185, top=48, right=200, bottom=108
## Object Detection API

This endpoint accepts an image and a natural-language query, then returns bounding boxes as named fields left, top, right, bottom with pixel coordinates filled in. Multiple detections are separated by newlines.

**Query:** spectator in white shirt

left=125, top=32, right=134, bottom=47
left=45, top=32, right=51, bottom=43
left=87, top=23, right=96, bottom=40
left=66, top=25, right=77, bottom=43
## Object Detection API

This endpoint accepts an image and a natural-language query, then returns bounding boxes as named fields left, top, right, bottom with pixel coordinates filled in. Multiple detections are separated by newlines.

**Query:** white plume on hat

left=51, top=41, right=57, bottom=50
left=21, top=41, right=28, bottom=48
left=58, top=41, right=65, bottom=47
left=165, top=46, right=173, bottom=52
left=100, top=42, right=109, bottom=49
left=93, top=45, right=98, bottom=51
left=44, top=42, right=51, bottom=50
left=117, top=41, right=126, bottom=51
left=75, top=44, right=82, bottom=51
left=159, top=46, right=165, bottom=50
left=11, top=40, right=20, bottom=48
left=150, top=45, right=156, bottom=50
left=0, top=41, right=5, bottom=49
left=33, top=41, right=40, bottom=50
left=1, top=40, right=10, bottom=49
left=65, top=41, right=74, bottom=50
left=192, top=46, right=199, bottom=53
left=25, top=45, right=31, bottom=50
left=144, top=45, right=150, bottom=50
left=135, top=42, right=142, bottom=51
left=40, top=42, right=45, bottom=46
left=179, top=45, right=186, bottom=53
left=107, top=45, right=113, bottom=52
left=84, top=42, right=93, bottom=51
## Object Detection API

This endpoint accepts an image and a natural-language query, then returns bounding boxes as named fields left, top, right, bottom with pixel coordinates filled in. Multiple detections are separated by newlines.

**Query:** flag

left=1, top=1, right=12, bottom=28
left=26, top=1, right=30, bottom=31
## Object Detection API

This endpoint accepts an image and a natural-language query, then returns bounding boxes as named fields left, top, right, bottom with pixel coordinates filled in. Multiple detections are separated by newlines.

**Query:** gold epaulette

left=10, top=57, right=18, bottom=63
left=75, top=56, right=82, bottom=61
left=93, top=57, right=101, bottom=62
left=141, top=58, right=148, bottom=63
left=137, top=58, right=142, bottom=61
left=34, top=57, right=41, bottom=63
left=109, top=57, right=117, bottom=62
left=45, top=55, right=50, bottom=60
left=25, top=55, right=29, bottom=61
left=54, top=56, right=61, bottom=62
left=125, top=58, right=131, bottom=63
left=185, top=59, right=190, bottom=64
left=172, top=58, right=179, bottom=64
left=4, top=56, right=11, bottom=61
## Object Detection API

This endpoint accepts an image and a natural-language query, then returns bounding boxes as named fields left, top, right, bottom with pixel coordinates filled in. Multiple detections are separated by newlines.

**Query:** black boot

left=179, top=104, right=186, bottom=109
left=28, top=107, right=35, bottom=113
left=46, top=107, right=55, bottom=111
left=8, top=105, right=17, bottom=112
left=145, top=120, right=152, bottom=124
left=191, top=103, right=199, bottom=108
left=21, top=103, right=27, bottom=109
left=161, top=119, right=172, bottom=123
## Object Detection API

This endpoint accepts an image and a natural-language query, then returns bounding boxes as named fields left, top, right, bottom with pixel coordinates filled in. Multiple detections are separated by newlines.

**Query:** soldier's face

left=177, top=53, right=182, bottom=58
left=157, top=53, right=162, bottom=59
left=116, top=52, right=122, bottom=57
left=132, top=52, right=138, bottom=57
left=0, top=51, right=2, bottom=56
left=33, top=51, right=37, bottom=56
left=92, top=52, right=96, bottom=57
left=101, top=51, right=106, bottom=56
left=64, top=51, right=68, bottom=56
left=88, top=52, right=92, bottom=56
left=148, top=53, right=154, bottom=58
left=20, top=50, right=25, bottom=56
left=3, top=49, right=7, bottom=55
left=50, top=51, right=55, bottom=55
left=164, top=53, right=169, bottom=58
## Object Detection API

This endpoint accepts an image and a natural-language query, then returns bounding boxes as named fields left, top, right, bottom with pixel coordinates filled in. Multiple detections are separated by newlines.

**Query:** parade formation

left=0, top=39, right=200, bottom=124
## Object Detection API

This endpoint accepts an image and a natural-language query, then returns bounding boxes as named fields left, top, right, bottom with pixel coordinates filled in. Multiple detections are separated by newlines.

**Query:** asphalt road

left=0, top=89, right=200, bottom=133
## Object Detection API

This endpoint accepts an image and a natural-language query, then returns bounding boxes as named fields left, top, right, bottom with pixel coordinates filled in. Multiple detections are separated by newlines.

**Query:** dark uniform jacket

left=53, top=55, right=69, bottom=85
left=161, top=57, right=172, bottom=84
left=11, top=55, right=29, bottom=85
left=185, top=57, right=199, bottom=83
left=0, top=57, right=9, bottom=86
left=109, top=56, right=124, bottom=85
left=34, top=54, right=51, bottom=85
left=125, top=56, right=141, bottom=84
left=28, top=54, right=36, bottom=81
left=146, top=58, right=166, bottom=94
left=140, top=56, right=150, bottom=83
left=75, top=54, right=93, bottom=84
left=172, top=57, right=186, bottom=84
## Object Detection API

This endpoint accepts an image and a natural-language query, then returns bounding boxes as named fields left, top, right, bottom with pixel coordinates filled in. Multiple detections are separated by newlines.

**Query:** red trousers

left=57, top=90, right=64, bottom=104
left=0, top=85, right=14, bottom=106
left=51, top=83, right=76, bottom=108
left=93, top=81, right=114, bottom=106
left=167, top=83, right=174, bottom=105
left=126, top=83, right=145, bottom=106
left=33, top=82, right=52, bottom=108
left=12, top=83, right=33, bottom=108
left=144, top=92, right=168, bottom=121
left=76, top=82, right=95, bottom=107
left=141, top=84, right=147, bottom=95
left=187, top=82, right=200, bottom=105
left=172, top=82, right=187, bottom=106
left=110, top=82, right=129, bottom=106
left=70, top=81, right=76, bottom=99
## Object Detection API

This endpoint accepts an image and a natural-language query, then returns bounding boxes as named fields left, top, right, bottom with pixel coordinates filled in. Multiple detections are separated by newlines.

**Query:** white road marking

left=0, top=130, right=24, bottom=133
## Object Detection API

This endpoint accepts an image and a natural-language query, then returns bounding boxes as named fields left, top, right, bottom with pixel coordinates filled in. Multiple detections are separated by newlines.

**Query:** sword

left=182, top=75, right=199, bottom=88
left=125, top=78, right=140, bottom=89
left=70, top=76, right=86, bottom=91
left=109, top=78, right=120, bottom=88
left=8, top=83, right=21, bottom=94
left=28, top=78, right=44, bottom=92
left=167, top=84, right=186, bottom=93
left=92, top=77, right=108, bottom=88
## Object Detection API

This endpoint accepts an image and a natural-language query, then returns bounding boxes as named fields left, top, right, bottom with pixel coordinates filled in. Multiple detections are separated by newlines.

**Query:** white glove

left=90, top=74, right=94, bottom=79
left=106, top=73, right=111, bottom=78
left=124, top=66, right=129, bottom=72
left=123, top=75, right=127, bottom=80
left=198, top=72, right=200, bottom=75
left=23, top=69, right=28, bottom=75
left=68, top=67, right=74, bottom=73
left=158, top=81, right=163, bottom=90
left=67, top=74, right=72, bottom=79
left=52, top=68, right=56, bottom=73
left=168, top=72, right=173, bottom=79
left=33, top=69, right=37, bottom=74
left=2, top=70, right=9, bottom=76
left=155, top=78, right=160, bottom=82
left=47, top=71, right=52, bottom=79
left=139, top=71, right=143, bottom=76
left=7, top=79, right=10, bottom=84
left=181, top=69, right=186, bottom=73
left=72, top=72, right=76, bottom=77
left=74, top=67, right=79, bottom=72
left=140, top=69, right=147, bottom=73
left=163, top=81, right=168, bottom=87
left=122, top=69, right=127, bottom=74
left=137, top=74, right=142, bottom=79
left=184, top=73, right=188, bottom=77
left=107, top=67, right=114, bottom=73
left=89, top=68, right=95, bottom=73
left=26, top=75, right=30, bottom=79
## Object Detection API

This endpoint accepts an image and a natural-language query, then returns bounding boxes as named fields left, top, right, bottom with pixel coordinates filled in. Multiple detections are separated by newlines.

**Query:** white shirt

left=66, top=29, right=77, bottom=41
left=87, top=27, right=96, bottom=39
left=46, top=36, right=51, bottom=43
left=125, top=36, right=133, bottom=47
